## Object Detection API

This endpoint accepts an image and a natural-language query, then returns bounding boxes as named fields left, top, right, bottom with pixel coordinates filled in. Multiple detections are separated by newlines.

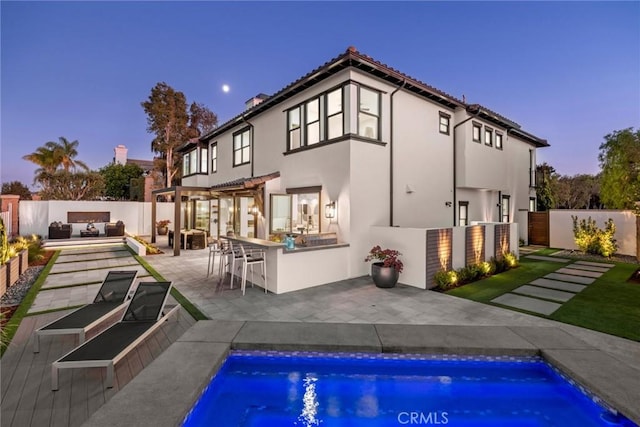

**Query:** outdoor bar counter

left=221, top=235, right=350, bottom=294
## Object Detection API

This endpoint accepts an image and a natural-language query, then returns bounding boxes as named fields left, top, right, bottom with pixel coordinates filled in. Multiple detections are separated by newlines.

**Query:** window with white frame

left=305, top=98, right=320, bottom=145
left=182, top=148, right=199, bottom=176
left=233, top=128, right=251, bottom=166
left=496, top=132, right=503, bottom=150
left=210, top=142, right=218, bottom=173
left=485, top=127, right=493, bottom=147
left=288, top=107, right=301, bottom=150
left=439, top=112, right=451, bottom=135
left=358, top=86, right=380, bottom=140
left=459, top=201, right=469, bottom=226
left=501, top=195, right=510, bottom=222
left=200, top=147, right=208, bottom=173
left=472, top=122, right=482, bottom=143
left=326, top=88, right=343, bottom=139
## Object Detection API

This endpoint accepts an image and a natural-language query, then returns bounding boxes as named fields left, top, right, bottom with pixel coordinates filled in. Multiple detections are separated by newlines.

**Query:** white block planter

left=126, top=237, right=146, bottom=256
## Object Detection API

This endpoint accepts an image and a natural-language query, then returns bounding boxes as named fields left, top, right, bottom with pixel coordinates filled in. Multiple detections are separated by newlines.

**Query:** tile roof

left=209, top=171, right=280, bottom=191
left=200, top=47, right=547, bottom=147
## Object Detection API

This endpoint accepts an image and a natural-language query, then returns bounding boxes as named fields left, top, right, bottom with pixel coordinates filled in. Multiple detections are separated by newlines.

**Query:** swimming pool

left=182, top=351, right=636, bottom=426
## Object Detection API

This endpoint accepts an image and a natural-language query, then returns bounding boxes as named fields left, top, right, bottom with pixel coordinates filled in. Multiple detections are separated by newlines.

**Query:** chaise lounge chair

left=51, top=281, right=179, bottom=390
left=33, top=270, right=139, bottom=353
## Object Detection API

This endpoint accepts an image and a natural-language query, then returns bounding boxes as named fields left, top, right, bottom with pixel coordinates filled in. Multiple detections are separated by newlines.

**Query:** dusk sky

left=1, top=1, right=639, bottom=189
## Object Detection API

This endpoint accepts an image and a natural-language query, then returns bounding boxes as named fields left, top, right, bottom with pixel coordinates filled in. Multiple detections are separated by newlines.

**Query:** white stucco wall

left=275, top=246, right=350, bottom=293
left=392, top=90, right=454, bottom=228
left=367, top=226, right=427, bottom=289
left=549, top=210, right=636, bottom=256
left=19, top=201, right=174, bottom=237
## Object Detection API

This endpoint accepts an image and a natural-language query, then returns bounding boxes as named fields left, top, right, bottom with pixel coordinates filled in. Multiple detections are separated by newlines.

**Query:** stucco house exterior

left=173, top=46, right=548, bottom=284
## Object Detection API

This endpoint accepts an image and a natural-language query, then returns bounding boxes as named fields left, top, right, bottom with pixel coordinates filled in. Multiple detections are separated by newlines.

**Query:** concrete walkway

left=493, top=258, right=614, bottom=316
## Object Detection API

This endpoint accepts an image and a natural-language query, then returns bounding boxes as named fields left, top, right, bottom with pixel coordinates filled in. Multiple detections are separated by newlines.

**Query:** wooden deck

left=1, top=305, right=196, bottom=427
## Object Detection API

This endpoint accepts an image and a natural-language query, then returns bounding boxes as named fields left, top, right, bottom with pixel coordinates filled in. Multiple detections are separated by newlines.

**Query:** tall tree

left=99, top=163, right=144, bottom=200
left=141, top=82, right=190, bottom=188
left=54, top=137, right=88, bottom=172
left=535, top=162, right=556, bottom=211
left=188, top=102, right=218, bottom=137
left=1, top=181, right=32, bottom=200
left=141, top=83, right=217, bottom=187
left=598, top=128, right=640, bottom=210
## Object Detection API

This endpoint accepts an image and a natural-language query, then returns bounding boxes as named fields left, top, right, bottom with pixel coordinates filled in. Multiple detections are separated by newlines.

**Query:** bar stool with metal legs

left=207, top=239, right=223, bottom=277
left=238, top=243, right=267, bottom=295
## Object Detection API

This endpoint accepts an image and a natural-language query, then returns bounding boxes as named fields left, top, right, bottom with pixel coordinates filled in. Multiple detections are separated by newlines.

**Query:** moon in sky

left=222, top=84, right=230, bottom=93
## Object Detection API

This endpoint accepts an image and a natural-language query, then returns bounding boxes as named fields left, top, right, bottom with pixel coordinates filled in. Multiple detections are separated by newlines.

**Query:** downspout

left=241, top=114, right=255, bottom=178
left=390, top=79, right=406, bottom=226
left=452, top=105, right=481, bottom=226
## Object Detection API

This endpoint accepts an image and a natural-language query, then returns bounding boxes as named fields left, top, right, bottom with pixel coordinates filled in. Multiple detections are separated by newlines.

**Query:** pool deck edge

left=82, top=321, right=640, bottom=427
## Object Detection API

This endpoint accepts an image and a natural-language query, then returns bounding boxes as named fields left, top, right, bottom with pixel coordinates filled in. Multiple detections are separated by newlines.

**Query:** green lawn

left=446, top=256, right=640, bottom=342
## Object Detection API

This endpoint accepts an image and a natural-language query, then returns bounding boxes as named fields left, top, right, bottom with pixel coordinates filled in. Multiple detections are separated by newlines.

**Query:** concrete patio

left=1, top=240, right=639, bottom=426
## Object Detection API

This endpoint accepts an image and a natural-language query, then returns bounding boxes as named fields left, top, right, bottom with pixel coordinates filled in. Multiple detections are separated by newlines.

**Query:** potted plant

left=364, top=245, right=404, bottom=288
left=156, top=220, right=171, bottom=236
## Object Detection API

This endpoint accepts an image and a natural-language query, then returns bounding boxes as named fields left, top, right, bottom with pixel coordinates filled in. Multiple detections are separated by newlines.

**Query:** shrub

left=434, top=270, right=457, bottom=290
left=9, top=234, right=45, bottom=264
left=571, top=216, right=618, bottom=258
left=503, top=251, right=519, bottom=268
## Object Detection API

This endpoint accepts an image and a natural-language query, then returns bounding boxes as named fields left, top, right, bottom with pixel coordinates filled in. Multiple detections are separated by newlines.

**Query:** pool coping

left=83, top=321, right=640, bottom=426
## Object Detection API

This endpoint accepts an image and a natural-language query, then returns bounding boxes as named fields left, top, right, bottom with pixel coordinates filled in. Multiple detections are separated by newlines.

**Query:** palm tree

left=53, top=137, right=88, bottom=172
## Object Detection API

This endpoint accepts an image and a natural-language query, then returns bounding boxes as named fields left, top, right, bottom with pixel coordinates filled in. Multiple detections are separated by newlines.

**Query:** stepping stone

left=524, top=255, right=570, bottom=263
left=492, top=294, right=561, bottom=316
left=556, top=268, right=603, bottom=278
left=565, top=264, right=610, bottom=273
left=513, top=285, right=576, bottom=302
left=545, top=273, right=595, bottom=285
left=42, top=265, right=151, bottom=289
left=530, top=278, right=586, bottom=293
left=574, top=261, right=615, bottom=268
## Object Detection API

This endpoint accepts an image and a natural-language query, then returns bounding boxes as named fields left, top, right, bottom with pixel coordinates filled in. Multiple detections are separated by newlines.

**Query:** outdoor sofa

left=105, top=221, right=125, bottom=237
left=48, top=222, right=72, bottom=239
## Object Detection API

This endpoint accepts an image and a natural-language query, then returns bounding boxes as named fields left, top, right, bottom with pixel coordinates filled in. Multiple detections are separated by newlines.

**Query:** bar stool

left=238, top=243, right=267, bottom=295
left=207, top=239, right=223, bottom=277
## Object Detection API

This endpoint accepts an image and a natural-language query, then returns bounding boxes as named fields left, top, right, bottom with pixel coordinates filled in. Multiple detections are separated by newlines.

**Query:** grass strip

left=25, top=304, right=85, bottom=317
left=1, top=250, right=61, bottom=357
left=133, top=254, right=208, bottom=321
left=48, top=262, right=140, bottom=275
left=53, top=254, right=131, bottom=264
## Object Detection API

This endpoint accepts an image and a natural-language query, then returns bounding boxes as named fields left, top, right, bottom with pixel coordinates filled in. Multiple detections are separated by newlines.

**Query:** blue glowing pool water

left=182, top=351, right=636, bottom=427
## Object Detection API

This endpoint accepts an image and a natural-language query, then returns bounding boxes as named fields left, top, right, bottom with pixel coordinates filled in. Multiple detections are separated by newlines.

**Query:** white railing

left=1, top=210, right=11, bottom=236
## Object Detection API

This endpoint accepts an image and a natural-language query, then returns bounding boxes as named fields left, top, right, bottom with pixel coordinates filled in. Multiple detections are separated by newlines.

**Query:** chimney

left=114, top=144, right=128, bottom=165
left=245, top=93, right=269, bottom=110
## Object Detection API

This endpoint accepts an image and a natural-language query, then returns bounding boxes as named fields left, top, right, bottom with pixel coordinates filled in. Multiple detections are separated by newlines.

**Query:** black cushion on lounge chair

left=40, top=303, right=122, bottom=330
left=58, top=322, right=156, bottom=362
left=93, top=271, right=138, bottom=303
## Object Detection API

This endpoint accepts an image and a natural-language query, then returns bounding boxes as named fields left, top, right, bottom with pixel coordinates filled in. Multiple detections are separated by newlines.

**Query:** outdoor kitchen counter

left=220, top=236, right=349, bottom=294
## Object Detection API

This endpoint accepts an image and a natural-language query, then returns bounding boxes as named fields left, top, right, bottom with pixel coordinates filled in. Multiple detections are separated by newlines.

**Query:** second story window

left=233, top=128, right=251, bottom=167
left=200, top=147, right=208, bottom=173
left=305, top=98, right=320, bottom=145
left=182, top=148, right=198, bottom=176
left=484, top=127, right=493, bottom=147
left=472, top=122, right=481, bottom=142
left=210, top=142, right=217, bottom=173
left=496, top=132, right=503, bottom=150
left=326, top=88, right=343, bottom=139
left=358, top=86, right=380, bottom=140
left=439, top=112, right=450, bottom=135
left=288, top=107, right=301, bottom=150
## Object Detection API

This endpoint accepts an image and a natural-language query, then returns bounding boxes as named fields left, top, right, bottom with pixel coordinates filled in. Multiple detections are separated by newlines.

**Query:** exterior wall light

left=325, top=201, right=337, bottom=219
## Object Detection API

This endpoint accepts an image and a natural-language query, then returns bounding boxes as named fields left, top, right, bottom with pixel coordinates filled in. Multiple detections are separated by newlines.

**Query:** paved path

left=493, top=258, right=614, bottom=316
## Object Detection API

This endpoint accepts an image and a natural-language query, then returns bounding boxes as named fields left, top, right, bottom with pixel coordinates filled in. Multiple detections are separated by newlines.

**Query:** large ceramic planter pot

left=157, top=227, right=168, bottom=236
left=371, top=262, right=399, bottom=288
